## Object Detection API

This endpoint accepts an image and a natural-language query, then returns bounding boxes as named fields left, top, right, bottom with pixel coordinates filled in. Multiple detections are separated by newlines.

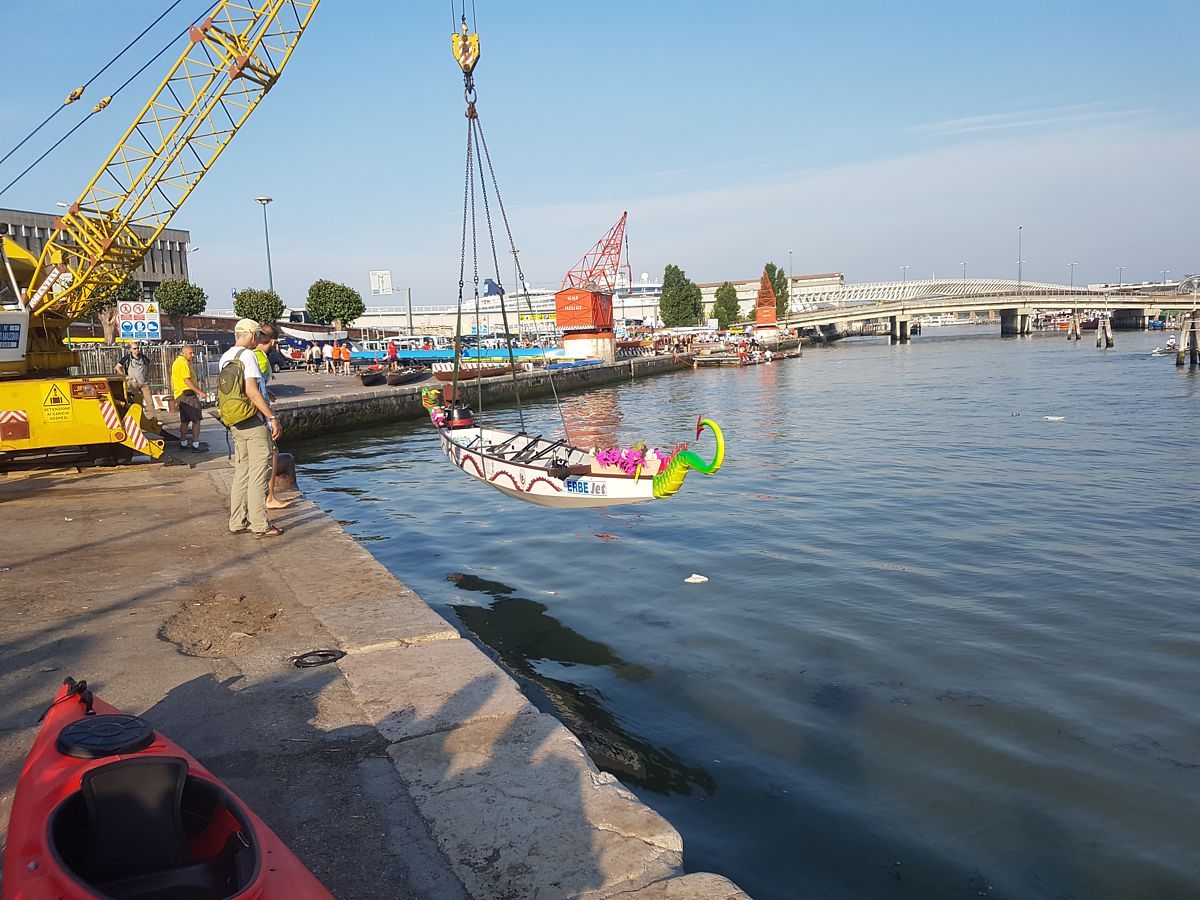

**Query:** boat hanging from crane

left=424, top=13, right=724, bottom=509
left=0, top=1, right=320, bottom=462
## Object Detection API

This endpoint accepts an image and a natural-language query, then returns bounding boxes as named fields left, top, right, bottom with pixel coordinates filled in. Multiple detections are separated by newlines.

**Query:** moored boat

left=386, top=367, right=427, bottom=386
left=432, top=362, right=512, bottom=381
left=3, top=677, right=330, bottom=899
left=358, top=366, right=387, bottom=386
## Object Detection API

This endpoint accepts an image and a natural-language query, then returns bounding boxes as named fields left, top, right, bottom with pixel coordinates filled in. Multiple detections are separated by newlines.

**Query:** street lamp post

left=1069, top=261, right=1078, bottom=289
left=961, top=260, right=969, bottom=281
left=1017, top=226, right=1023, bottom=295
left=255, top=196, right=274, bottom=292
left=1161, top=269, right=1170, bottom=286
left=900, top=265, right=910, bottom=286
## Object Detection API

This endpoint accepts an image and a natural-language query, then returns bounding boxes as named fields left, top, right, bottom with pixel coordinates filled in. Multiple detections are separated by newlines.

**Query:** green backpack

left=216, top=349, right=257, bottom=426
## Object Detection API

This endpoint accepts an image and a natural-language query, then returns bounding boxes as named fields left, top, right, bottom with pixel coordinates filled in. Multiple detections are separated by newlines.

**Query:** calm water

left=299, top=328, right=1200, bottom=900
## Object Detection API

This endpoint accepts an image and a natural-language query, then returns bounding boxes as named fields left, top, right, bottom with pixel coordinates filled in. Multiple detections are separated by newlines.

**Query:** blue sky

left=2, top=1, right=1196, bottom=306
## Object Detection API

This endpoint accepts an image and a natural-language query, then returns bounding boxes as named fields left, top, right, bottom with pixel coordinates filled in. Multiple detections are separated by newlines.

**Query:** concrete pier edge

left=205, top=461, right=748, bottom=898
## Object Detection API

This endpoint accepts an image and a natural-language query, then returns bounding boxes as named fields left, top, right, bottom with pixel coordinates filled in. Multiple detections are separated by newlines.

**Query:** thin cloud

left=916, top=102, right=1147, bottom=137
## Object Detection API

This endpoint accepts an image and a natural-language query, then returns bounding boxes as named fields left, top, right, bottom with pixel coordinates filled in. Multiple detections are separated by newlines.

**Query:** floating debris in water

left=1043, top=415, right=1065, bottom=421
left=684, top=574, right=708, bottom=584
left=593, top=532, right=619, bottom=542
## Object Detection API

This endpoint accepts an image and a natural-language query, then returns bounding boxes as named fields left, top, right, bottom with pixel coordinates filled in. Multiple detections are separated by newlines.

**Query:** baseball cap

left=234, top=317, right=260, bottom=334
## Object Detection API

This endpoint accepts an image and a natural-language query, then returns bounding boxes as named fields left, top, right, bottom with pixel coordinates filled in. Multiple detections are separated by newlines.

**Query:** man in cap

left=219, top=318, right=283, bottom=537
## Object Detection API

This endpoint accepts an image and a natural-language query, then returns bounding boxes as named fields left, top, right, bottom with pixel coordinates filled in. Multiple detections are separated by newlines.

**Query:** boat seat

left=510, top=436, right=544, bottom=461
left=82, top=756, right=189, bottom=885
left=525, top=438, right=568, bottom=463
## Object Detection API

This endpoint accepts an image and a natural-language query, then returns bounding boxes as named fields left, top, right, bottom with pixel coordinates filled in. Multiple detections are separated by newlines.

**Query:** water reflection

left=448, top=571, right=715, bottom=797
left=559, top=391, right=622, bottom=449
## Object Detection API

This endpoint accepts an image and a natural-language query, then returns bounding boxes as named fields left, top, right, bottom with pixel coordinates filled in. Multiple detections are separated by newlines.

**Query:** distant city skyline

left=0, top=1, right=1195, bottom=307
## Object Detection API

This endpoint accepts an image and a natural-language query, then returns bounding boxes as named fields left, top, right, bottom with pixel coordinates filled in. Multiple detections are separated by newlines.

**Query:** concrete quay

left=0, top=449, right=747, bottom=898
left=269, top=354, right=695, bottom=440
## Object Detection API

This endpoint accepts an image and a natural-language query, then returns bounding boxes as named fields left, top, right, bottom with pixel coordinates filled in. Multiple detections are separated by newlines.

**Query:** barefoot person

left=252, top=323, right=293, bottom=510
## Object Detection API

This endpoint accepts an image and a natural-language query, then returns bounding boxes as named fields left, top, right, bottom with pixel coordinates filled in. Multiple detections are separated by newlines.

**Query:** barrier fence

left=72, top=343, right=217, bottom=397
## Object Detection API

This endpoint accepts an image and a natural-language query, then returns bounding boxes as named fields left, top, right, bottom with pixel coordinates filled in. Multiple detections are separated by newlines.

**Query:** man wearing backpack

left=218, top=318, right=283, bottom=537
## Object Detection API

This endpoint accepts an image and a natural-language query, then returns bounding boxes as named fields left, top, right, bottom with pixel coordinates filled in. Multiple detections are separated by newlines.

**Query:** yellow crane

left=0, top=1, right=319, bottom=462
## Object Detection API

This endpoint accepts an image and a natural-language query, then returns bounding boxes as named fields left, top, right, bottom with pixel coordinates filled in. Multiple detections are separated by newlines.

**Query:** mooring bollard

left=1096, top=316, right=1114, bottom=348
left=1066, top=316, right=1082, bottom=341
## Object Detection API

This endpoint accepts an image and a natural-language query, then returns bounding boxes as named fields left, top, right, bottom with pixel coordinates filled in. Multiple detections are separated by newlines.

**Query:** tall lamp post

left=1069, top=261, right=1078, bottom=289
left=961, top=260, right=970, bottom=281
left=1017, top=226, right=1023, bottom=296
left=900, top=265, right=910, bottom=286
left=1161, top=269, right=1170, bottom=286
left=255, top=196, right=274, bottom=292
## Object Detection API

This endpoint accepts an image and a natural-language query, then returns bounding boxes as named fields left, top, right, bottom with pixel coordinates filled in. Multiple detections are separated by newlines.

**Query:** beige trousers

left=229, top=419, right=273, bottom=533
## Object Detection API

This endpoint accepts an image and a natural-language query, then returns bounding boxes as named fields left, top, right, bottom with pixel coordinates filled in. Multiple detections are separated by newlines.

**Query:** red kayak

left=3, top=678, right=331, bottom=899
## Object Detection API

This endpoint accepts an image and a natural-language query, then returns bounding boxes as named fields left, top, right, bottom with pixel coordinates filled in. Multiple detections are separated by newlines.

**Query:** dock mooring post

left=1066, top=315, right=1082, bottom=341
left=1177, top=311, right=1200, bottom=367
left=1096, top=316, right=1114, bottom=348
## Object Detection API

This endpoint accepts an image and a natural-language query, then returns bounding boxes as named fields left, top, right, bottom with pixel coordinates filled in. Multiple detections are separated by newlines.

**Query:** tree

left=764, top=262, right=789, bottom=318
left=305, top=279, right=365, bottom=332
left=94, top=277, right=142, bottom=344
left=154, top=280, right=207, bottom=340
left=712, top=281, right=741, bottom=330
left=233, top=287, right=284, bottom=325
left=659, top=264, right=703, bottom=327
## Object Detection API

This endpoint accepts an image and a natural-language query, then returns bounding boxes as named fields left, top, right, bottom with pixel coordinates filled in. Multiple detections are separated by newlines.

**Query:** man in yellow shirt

left=171, top=344, right=206, bottom=451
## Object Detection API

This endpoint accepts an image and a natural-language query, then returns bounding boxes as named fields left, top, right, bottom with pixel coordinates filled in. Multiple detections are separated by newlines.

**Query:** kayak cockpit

left=49, top=753, right=260, bottom=900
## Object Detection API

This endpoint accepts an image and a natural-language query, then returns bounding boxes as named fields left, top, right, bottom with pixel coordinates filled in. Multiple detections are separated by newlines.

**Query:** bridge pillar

left=1018, top=313, right=1033, bottom=335
left=1177, top=311, right=1200, bottom=367
left=889, top=315, right=910, bottom=344
left=1000, top=308, right=1021, bottom=335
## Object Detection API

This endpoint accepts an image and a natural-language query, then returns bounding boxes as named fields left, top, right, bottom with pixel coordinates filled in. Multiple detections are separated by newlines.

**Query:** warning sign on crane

left=117, top=299, right=162, bottom=341
left=42, top=384, right=72, bottom=423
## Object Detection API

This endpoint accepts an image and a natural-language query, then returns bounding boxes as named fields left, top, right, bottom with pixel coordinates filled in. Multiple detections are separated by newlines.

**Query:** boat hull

left=438, top=428, right=655, bottom=508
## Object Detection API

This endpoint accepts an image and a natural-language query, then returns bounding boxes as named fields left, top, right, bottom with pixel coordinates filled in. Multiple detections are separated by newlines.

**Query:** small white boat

left=424, top=390, right=725, bottom=509
left=1150, top=342, right=1178, bottom=357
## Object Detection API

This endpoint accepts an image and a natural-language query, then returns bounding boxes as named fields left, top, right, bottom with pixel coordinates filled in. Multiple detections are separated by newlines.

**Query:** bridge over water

left=778, top=278, right=1196, bottom=342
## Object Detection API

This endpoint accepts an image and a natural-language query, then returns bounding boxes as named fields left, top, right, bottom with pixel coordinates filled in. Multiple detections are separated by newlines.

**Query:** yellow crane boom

left=1, top=1, right=318, bottom=461
left=29, top=0, right=319, bottom=326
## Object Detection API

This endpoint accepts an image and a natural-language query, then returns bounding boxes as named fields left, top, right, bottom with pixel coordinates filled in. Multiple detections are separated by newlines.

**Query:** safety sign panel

left=117, top=300, right=162, bottom=341
left=42, top=383, right=73, bottom=424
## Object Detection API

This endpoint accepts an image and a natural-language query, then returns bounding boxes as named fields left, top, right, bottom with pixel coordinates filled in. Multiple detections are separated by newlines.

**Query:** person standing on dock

left=116, top=344, right=155, bottom=414
left=220, top=319, right=283, bottom=537
left=251, top=324, right=293, bottom=512
left=171, top=344, right=205, bottom=451
left=321, top=341, right=333, bottom=374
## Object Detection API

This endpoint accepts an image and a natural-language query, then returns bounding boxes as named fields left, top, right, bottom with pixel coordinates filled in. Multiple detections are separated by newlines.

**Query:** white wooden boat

left=438, top=426, right=654, bottom=508
left=425, top=389, right=725, bottom=509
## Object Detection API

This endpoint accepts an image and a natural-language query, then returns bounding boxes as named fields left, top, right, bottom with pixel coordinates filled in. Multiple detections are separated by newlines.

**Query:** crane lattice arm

left=560, top=211, right=628, bottom=293
left=27, top=0, right=320, bottom=320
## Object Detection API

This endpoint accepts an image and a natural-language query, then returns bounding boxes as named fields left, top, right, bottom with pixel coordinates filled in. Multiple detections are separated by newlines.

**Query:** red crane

left=755, top=269, right=778, bottom=328
left=555, top=213, right=630, bottom=347
left=561, top=211, right=630, bottom=292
